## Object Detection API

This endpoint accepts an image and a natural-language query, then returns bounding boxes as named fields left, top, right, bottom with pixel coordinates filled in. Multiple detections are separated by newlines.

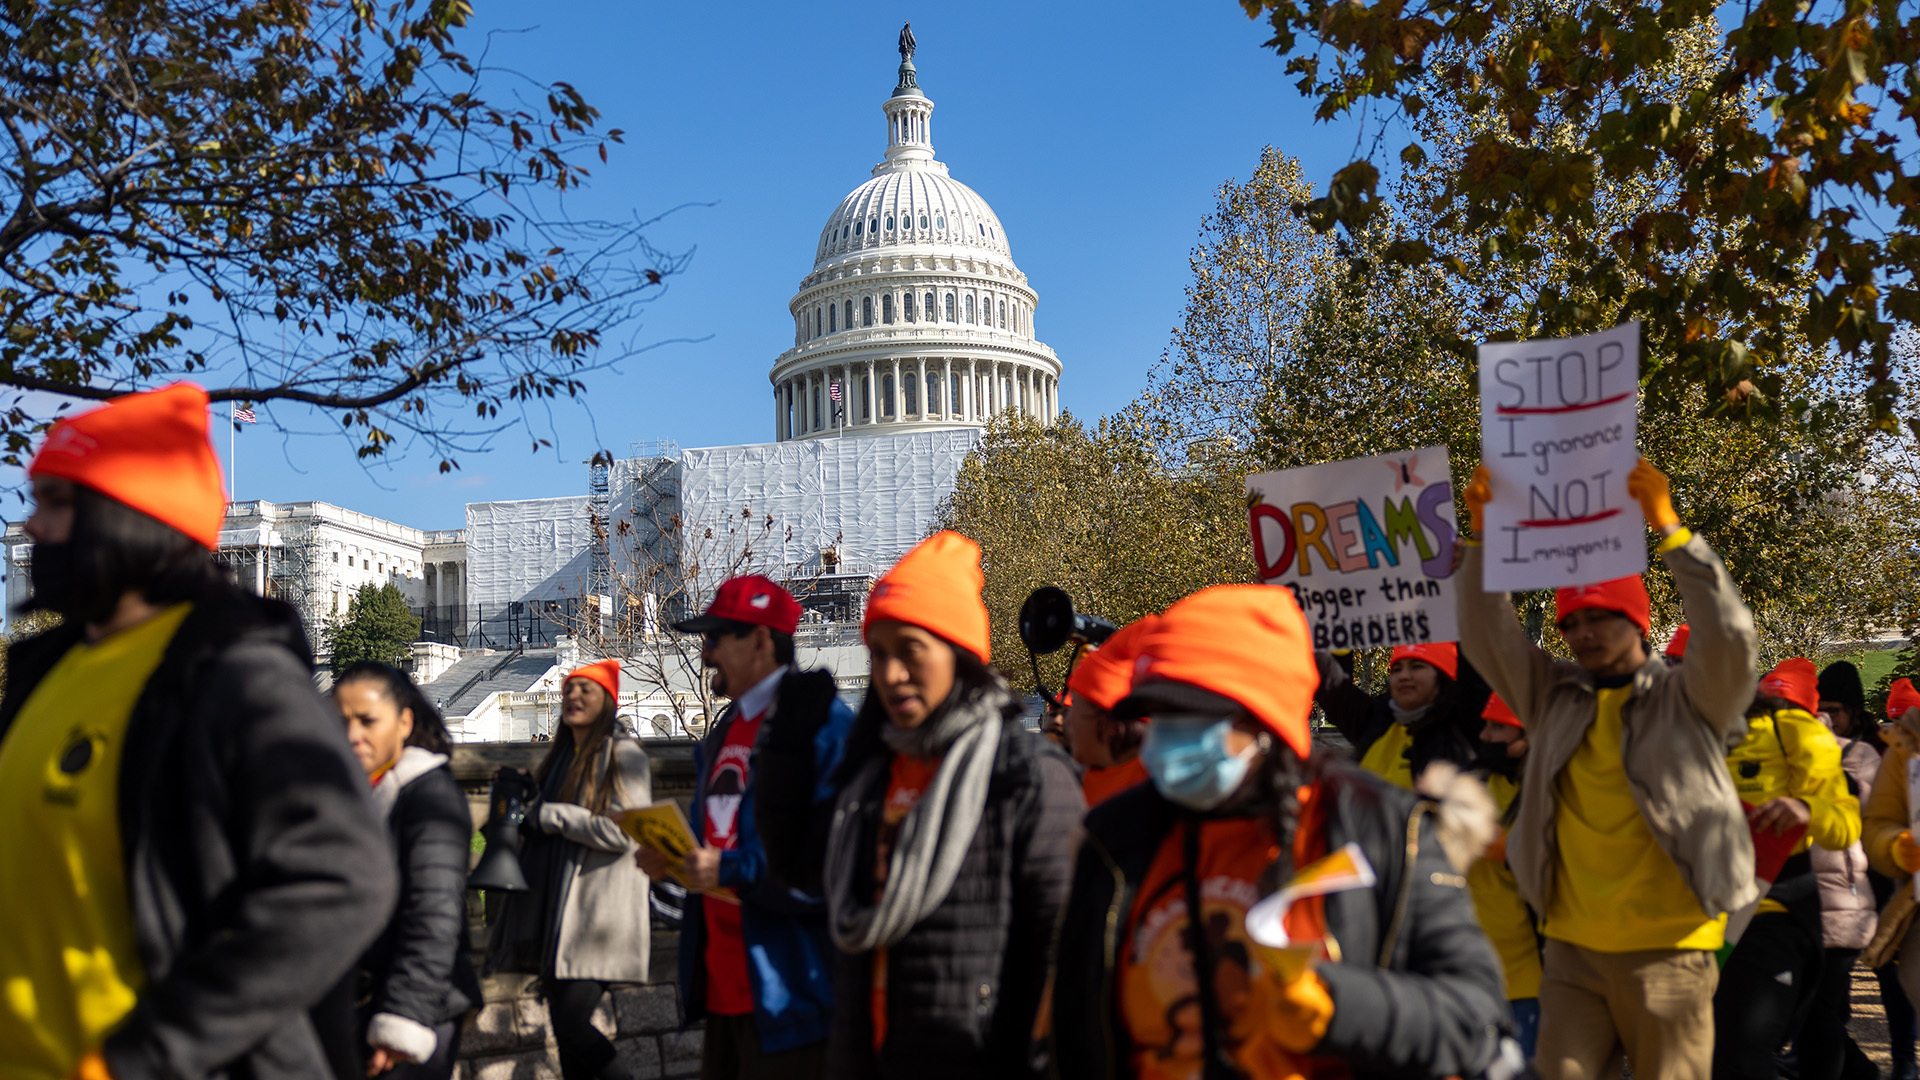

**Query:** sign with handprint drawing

left=1478, top=322, right=1646, bottom=591
left=1246, top=446, right=1459, bottom=650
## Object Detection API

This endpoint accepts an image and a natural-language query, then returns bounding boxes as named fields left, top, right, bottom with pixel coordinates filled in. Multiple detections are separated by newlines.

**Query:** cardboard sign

left=1478, top=322, right=1645, bottom=591
left=1247, top=446, right=1460, bottom=650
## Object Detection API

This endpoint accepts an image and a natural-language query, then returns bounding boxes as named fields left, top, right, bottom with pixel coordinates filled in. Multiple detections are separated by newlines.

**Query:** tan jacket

left=1457, top=533, right=1760, bottom=918
left=537, top=737, right=654, bottom=982
left=1864, top=741, right=1913, bottom=882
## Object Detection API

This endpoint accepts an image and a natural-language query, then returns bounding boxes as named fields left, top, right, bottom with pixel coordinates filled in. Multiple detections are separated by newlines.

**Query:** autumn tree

left=1139, top=146, right=1920, bottom=659
left=933, top=413, right=1250, bottom=691
left=0, top=0, right=679, bottom=468
left=1236, top=0, right=1920, bottom=430
left=324, top=582, right=421, bottom=671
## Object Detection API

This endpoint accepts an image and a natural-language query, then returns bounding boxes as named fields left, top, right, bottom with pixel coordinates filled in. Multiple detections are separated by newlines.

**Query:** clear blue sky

left=198, top=2, right=1359, bottom=530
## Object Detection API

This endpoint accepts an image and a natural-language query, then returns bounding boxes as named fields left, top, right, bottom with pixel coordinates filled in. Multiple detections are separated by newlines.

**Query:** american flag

left=233, top=407, right=257, bottom=423
left=829, top=382, right=842, bottom=402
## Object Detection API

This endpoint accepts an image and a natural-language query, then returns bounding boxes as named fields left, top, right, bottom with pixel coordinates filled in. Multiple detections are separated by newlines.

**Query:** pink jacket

left=1816, top=736, right=1881, bottom=949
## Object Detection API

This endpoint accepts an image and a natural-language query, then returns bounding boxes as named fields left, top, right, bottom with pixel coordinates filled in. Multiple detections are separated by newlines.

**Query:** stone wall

left=455, top=977, right=701, bottom=1080
left=449, top=742, right=704, bottom=1080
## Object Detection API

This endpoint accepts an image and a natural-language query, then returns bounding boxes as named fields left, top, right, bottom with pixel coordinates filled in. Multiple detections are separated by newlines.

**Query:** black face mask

left=27, top=541, right=77, bottom=618
left=1473, top=738, right=1524, bottom=778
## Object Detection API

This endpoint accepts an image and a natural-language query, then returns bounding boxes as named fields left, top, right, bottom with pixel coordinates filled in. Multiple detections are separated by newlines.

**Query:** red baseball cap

left=672, top=575, right=803, bottom=636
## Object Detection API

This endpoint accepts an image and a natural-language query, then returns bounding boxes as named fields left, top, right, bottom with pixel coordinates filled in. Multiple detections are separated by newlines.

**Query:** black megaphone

left=469, top=767, right=538, bottom=892
left=1019, top=585, right=1117, bottom=656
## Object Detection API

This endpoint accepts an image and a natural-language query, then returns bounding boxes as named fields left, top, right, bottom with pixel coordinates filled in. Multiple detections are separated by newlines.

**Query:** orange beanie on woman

left=863, top=530, right=992, bottom=661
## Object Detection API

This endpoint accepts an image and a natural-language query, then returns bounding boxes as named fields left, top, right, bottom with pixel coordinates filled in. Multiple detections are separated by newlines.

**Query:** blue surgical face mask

left=1140, top=714, right=1258, bottom=811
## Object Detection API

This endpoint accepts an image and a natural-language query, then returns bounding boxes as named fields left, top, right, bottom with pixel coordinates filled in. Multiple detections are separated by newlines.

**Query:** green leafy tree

left=1236, top=0, right=1920, bottom=431
left=0, top=0, right=680, bottom=469
left=325, top=582, right=421, bottom=672
left=933, top=413, right=1251, bottom=691
left=1138, top=147, right=1920, bottom=660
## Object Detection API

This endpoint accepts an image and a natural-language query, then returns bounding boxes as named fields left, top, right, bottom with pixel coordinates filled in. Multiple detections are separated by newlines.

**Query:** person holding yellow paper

left=1050, top=584, right=1506, bottom=1080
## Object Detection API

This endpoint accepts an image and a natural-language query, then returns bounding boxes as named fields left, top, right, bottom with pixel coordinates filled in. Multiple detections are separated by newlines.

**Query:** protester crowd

left=7, top=381, right=1920, bottom=1080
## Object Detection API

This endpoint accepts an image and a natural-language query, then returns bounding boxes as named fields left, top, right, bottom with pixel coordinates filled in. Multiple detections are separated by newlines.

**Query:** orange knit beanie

left=567, top=658, right=620, bottom=699
left=1128, top=585, right=1320, bottom=757
left=29, top=383, right=226, bottom=549
left=1067, top=614, right=1162, bottom=712
left=863, top=530, right=991, bottom=662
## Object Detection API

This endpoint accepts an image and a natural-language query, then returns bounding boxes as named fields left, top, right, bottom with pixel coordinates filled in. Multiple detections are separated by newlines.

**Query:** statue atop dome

left=898, top=22, right=915, bottom=61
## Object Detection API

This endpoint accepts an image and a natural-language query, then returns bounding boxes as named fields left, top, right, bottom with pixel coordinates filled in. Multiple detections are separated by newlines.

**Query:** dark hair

left=49, top=486, right=222, bottom=622
left=334, top=661, right=451, bottom=754
left=535, top=688, right=625, bottom=814
left=707, top=619, right=796, bottom=666
left=834, top=637, right=1016, bottom=782
left=1256, top=741, right=1321, bottom=898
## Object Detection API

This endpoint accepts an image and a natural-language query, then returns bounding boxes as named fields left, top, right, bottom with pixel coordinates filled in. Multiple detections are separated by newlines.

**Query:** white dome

left=769, top=34, right=1062, bottom=444
left=815, top=170, right=1013, bottom=266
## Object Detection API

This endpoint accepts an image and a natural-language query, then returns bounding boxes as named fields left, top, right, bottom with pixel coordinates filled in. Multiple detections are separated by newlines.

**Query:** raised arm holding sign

left=1477, top=322, right=1645, bottom=591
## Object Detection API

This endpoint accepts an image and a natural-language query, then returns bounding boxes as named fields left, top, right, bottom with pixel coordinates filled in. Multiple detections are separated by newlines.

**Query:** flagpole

left=229, top=402, right=236, bottom=501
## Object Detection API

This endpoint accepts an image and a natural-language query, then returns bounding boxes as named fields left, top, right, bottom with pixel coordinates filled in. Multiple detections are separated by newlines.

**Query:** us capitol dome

left=771, top=26, right=1062, bottom=441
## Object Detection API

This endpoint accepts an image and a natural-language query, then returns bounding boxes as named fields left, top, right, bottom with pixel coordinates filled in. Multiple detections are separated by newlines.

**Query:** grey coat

left=1457, top=533, right=1761, bottom=918
left=487, top=737, right=653, bottom=983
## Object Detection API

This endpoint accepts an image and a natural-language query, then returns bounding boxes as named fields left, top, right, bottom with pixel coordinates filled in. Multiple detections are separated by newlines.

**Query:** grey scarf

left=1389, top=700, right=1434, bottom=731
left=825, top=681, right=1011, bottom=953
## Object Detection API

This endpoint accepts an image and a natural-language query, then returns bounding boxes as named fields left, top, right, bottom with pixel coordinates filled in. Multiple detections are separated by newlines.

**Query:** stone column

left=891, top=357, right=902, bottom=422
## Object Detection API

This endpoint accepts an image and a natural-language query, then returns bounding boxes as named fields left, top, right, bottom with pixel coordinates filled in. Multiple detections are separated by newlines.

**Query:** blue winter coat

left=679, top=667, right=855, bottom=1053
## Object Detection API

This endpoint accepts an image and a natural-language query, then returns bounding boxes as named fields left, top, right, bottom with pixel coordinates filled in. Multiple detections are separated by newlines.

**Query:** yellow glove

left=66, top=1050, right=111, bottom=1080
left=1895, top=830, right=1920, bottom=875
left=1268, top=969, right=1335, bottom=1054
left=1464, top=464, right=1492, bottom=536
left=1627, top=457, right=1679, bottom=530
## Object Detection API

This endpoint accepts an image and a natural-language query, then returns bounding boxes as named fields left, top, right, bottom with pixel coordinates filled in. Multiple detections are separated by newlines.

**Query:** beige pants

left=1536, top=939, right=1718, bottom=1080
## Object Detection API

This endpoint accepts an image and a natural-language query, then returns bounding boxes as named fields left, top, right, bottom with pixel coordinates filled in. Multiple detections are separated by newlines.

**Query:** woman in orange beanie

left=0, top=384, right=397, bottom=1080
left=1312, top=639, right=1492, bottom=792
left=788, top=531, right=1081, bottom=1079
left=485, top=660, right=651, bottom=1080
left=1051, top=585, right=1508, bottom=1080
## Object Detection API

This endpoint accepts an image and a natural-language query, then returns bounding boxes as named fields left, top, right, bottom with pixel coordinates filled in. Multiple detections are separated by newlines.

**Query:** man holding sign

left=1457, top=442, right=1758, bottom=1080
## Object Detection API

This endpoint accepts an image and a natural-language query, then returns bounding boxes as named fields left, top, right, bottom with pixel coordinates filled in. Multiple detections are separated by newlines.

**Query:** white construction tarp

left=674, top=429, right=979, bottom=592
left=464, top=496, right=596, bottom=608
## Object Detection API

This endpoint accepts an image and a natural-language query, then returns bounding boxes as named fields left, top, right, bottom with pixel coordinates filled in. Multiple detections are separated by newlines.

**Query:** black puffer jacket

left=824, top=711, right=1083, bottom=1080
left=1315, top=651, right=1491, bottom=782
left=0, top=585, right=398, bottom=1080
left=1051, top=758, right=1507, bottom=1080
left=361, top=753, right=483, bottom=1033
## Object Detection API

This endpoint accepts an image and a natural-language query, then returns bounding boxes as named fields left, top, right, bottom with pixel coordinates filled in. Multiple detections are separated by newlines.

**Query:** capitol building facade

left=770, top=39, right=1062, bottom=440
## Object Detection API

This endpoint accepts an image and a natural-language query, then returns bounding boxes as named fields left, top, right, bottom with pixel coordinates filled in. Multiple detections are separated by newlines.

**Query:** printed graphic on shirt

left=1119, top=818, right=1307, bottom=1080
left=704, top=714, right=763, bottom=851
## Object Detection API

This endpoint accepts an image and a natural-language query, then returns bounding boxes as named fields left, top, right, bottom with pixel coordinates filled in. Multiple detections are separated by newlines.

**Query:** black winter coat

left=1051, top=759, right=1507, bottom=1080
left=825, top=716, right=1084, bottom=1080
left=1315, top=651, right=1492, bottom=782
left=0, top=586, right=399, bottom=1080
left=361, top=759, right=483, bottom=1029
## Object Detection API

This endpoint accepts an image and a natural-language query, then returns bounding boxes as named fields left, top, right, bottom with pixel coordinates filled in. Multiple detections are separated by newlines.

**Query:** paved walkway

left=1852, top=962, right=1897, bottom=1072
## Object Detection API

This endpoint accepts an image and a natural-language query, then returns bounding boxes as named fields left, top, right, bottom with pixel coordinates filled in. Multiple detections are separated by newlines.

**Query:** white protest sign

left=1478, top=322, right=1644, bottom=592
left=1247, top=446, right=1460, bottom=650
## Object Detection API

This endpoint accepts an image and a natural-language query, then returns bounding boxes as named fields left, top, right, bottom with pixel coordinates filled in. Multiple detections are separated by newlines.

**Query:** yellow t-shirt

left=1544, top=685, right=1725, bottom=953
left=0, top=604, right=191, bottom=1079
left=1358, top=720, right=1415, bottom=790
left=1468, top=772, right=1543, bottom=999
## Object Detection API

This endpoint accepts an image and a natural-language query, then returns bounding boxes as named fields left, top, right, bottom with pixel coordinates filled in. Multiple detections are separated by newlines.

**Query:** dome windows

left=944, top=293, right=955, bottom=321
left=886, top=214, right=895, bottom=231
left=936, top=214, right=946, bottom=229
left=965, top=295, right=976, bottom=323
left=999, top=300, right=1007, bottom=329
left=924, top=292, right=935, bottom=322
left=844, top=299, right=853, bottom=330
left=862, top=296, right=873, bottom=327
left=855, top=220, right=863, bottom=236
left=869, top=218, right=878, bottom=234
left=903, top=293, right=916, bottom=322
left=828, top=305, right=837, bottom=333
left=920, top=214, right=929, bottom=230
left=882, top=294, right=894, bottom=324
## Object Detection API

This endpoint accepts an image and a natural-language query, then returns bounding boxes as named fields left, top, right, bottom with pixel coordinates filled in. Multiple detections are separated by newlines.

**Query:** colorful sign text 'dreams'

left=1478, top=322, right=1646, bottom=592
left=1246, top=446, right=1460, bottom=650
